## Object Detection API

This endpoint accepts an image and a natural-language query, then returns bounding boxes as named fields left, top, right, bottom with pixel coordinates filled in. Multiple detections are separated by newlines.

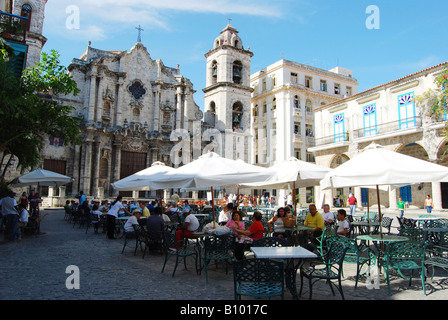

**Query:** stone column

left=111, top=138, right=122, bottom=197
left=88, top=71, right=97, bottom=122
left=354, top=187, right=363, bottom=210
left=115, top=77, right=124, bottom=126
left=432, top=182, right=443, bottom=210
left=82, top=139, right=93, bottom=195
left=389, top=187, right=397, bottom=209
left=153, top=86, right=160, bottom=131
left=176, top=86, right=183, bottom=129
left=91, top=136, right=101, bottom=198
left=95, top=72, right=104, bottom=123
left=72, top=145, right=81, bottom=195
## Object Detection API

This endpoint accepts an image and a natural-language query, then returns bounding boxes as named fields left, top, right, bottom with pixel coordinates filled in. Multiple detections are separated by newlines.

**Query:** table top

left=284, top=225, right=315, bottom=232
left=351, top=221, right=381, bottom=226
left=411, top=215, right=439, bottom=221
left=422, top=227, right=448, bottom=233
left=250, top=246, right=318, bottom=259
left=356, top=234, right=409, bottom=242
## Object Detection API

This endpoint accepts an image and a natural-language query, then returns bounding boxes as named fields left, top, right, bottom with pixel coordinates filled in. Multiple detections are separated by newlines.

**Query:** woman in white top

left=268, top=207, right=287, bottom=238
left=106, top=195, right=131, bottom=239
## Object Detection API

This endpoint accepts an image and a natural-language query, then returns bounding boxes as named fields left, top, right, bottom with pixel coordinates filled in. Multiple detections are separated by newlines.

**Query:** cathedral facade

left=43, top=23, right=253, bottom=199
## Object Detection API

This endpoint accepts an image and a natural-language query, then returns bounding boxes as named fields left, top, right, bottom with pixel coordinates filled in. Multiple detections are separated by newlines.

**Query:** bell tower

left=203, top=23, right=253, bottom=134
left=12, top=0, right=48, bottom=68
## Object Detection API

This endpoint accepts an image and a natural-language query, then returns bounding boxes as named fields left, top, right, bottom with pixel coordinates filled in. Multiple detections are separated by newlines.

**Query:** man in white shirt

left=124, top=211, right=142, bottom=233
left=321, top=204, right=335, bottom=225
left=336, top=209, right=350, bottom=236
left=175, top=208, right=199, bottom=247
left=218, top=203, right=233, bottom=225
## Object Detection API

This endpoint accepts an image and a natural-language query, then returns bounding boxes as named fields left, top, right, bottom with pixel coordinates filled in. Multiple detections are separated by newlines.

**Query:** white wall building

left=309, top=62, right=448, bottom=210
left=250, top=59, right=358, bottom=205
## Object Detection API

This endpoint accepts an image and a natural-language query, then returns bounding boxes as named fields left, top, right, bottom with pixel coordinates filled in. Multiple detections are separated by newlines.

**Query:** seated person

left=91, top=204, right=103, bottom=233
left=226, top=211, right=245, bottom=237
left=231, top=211, right=264, bottom=260
left=175, top=209, right=199, bottom=247
left=321, top=204, right=335, bottom=225
left=166, top=203, right=180, bottom=222
left=218, top=203, right=233, bottom=225
left=336, top=209, right=350, bottom=236
left=124, top=211, right=141, bottom=233
left=146, top=207, right=165, bottom=251
left=299, top=204, right=325, bottom=247
left=268, top=207, right=288, bottom=238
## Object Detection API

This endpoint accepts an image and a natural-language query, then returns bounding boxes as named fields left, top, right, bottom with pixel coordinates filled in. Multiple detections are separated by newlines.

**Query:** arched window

left=211, top=61, right=218, bottom=84
left=306, top=99, right=312, bottom=112
left=232, top=101, right=243, bottom=131
left=209, top=101, right=216, bottom=113
left=21, top=4, right=32, bottom=31
left=294, top=95, right=301, bottom=109
left=99, top=158, right=108, bottom=180
left=233, top=60, right=242, bottom=84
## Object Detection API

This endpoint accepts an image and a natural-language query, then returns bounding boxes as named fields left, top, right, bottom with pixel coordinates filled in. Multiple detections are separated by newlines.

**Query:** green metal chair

left=253, top=236, right=288, bottom=247
left=384, top=241, right=427, bottom=296
left=326, top=236, right=376, bottom=288
left=399, top=228, right=426, bottom=243
left=161, top=231, right=198, bottom=277
left=299, top=240, right=349, bottom=300
left=233, top=258, right=284, bottom=300
left=199, top=234, right=235, bottom=283
left=315, top=224, right=338, bottom=260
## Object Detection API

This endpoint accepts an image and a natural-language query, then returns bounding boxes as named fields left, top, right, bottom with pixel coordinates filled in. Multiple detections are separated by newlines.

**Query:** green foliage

left=0, top=49, right=82, bottom=181
left=415, top=65, right=448, bottom=120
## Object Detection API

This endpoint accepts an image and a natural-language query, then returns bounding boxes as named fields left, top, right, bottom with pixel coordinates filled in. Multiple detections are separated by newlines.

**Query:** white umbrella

left=242, top=157, right=331, bottom=189
left=320, top=144, right=448, bottom=190
left=147, top=152, right=273, bottom=190
left=320, top=143, right=448, bottom=236
left=111, top=161, right=175, bottom=191
left=241, top=157, right=333, bottom=213
left=147, top=152, right=275, bottom=224
left=12, top=168, right=73, bottom=187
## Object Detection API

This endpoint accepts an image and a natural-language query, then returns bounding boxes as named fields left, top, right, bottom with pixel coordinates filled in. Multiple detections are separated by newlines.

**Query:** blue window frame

left=363, top=103, right=377, bottom=136
left=333, top=113, right=345, bottom=142
left=398, top=92, right=416, bottom=129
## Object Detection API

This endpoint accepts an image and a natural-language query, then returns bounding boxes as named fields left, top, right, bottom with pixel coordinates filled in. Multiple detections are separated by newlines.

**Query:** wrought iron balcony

left=352, top=116, right=422, bottom=140
left=0, top=11, right=28, bottom=43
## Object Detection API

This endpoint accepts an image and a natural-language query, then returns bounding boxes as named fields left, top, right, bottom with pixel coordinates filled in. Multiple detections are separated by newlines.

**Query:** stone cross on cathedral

left=136, top=25, right=144, bottom=42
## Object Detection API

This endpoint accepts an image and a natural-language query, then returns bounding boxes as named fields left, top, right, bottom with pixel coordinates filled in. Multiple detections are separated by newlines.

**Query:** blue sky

left=42, top=0, right=448, bottom=110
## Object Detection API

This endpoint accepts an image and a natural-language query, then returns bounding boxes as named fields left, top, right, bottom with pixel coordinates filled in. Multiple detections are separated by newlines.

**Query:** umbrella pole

left=211, top=186, right=216, bottom=229
left=376, top=185, right=383, bottom=240
left=293, top=181, right=297, bottom=216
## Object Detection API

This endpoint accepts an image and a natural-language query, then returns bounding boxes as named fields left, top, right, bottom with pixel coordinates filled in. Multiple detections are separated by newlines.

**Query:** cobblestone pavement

left=0, top=208, right=447, bottom=304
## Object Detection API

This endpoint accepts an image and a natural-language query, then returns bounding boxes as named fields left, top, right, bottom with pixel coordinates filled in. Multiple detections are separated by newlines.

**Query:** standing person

left=28, top=190, right=41, bottom=216
left=287, top=193, right=293, bottom=207
left=20, top=192, right=28, bottom=210
left=425, top=195, right=434, bottom=214
left=348, top=194, right=357, bottom=215
left=76, top=191, right=87, bottom=206
left=397, top=197, right=406, bottom=218
left=105, top=195, right=131, bottom=239
left=1, top=190, right=20, bottom=241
